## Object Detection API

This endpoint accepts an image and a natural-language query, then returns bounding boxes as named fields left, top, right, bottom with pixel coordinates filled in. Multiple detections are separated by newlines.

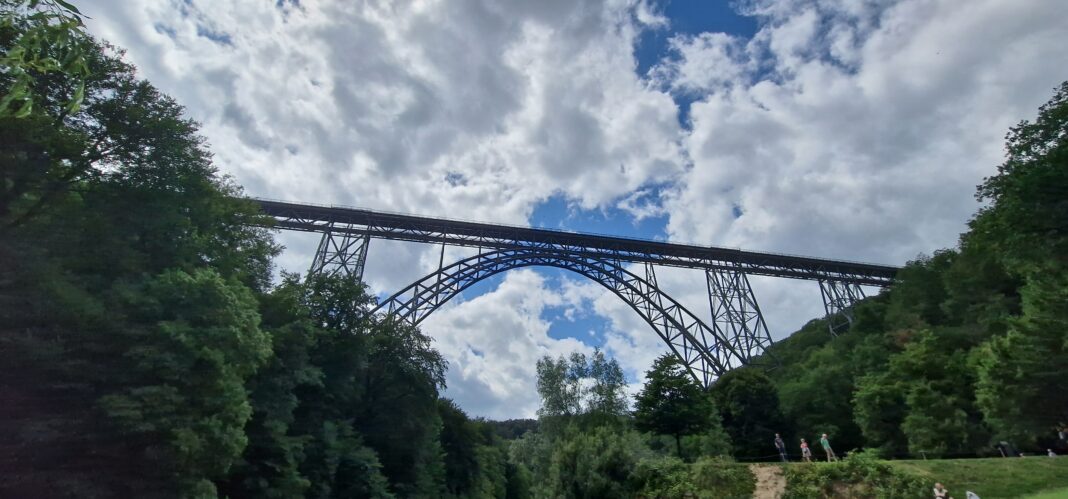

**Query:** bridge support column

left=309, top=227, right=370, bottom=281
left=818, top=279, right=866, bottom=336
left=706, top=266, right=775, bottom=363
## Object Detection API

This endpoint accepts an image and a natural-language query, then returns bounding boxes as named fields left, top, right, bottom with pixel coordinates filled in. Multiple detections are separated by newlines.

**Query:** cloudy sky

left=84, top=0, right=1067, bottom=419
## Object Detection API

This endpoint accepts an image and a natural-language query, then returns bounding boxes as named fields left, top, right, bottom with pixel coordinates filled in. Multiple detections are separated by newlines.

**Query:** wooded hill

left=743, top=81, right=1068, bottom=460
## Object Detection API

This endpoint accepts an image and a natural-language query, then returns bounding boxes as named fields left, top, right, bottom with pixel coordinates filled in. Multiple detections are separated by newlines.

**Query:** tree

left=536, top=353, right=587, bottom=420
left=710, top=368, right=786, bottom=459
left=438, top=398, right=482, bottom=496
left=96, top=269, right=271, bottom=496
left=0, top=0, right=91, bottom=118
left=852, top=373, right=908, bottom=457
left=634, top=354, right=718, bottom=459
left=586, top=349, right=628, bottom=421
left=973, top=81, right=1068, bottom=275
left=543, top=426, right=649, bottom=499
left=973, top=270, right=1068, bottom=445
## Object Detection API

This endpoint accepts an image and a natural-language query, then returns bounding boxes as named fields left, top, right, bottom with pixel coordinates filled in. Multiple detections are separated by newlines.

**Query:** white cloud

left=83, top=0, right=685, bottom=221
left=661, top=0, right=1068, bottom=263
left=421, top=270, right=592, bottom=419
left=650, top=0, right=1068, bottom=339
left=81, top=0, right=1068, bottom=418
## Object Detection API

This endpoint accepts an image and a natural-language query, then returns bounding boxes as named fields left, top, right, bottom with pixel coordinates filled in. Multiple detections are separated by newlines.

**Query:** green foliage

left=1, top=9, right=490, bottom=495
left=542, top=425, right=650, bottom=499
left=973, top=81, right=1068, bottom=275
left=0, top=0, right=90, bottom=118
left=630, top=456, right=692, bottom=497
left=1, top=8, right=280, bottom=493
left=711, top=368, right=787, bottom=459
left=504, top=461, right=533, bottom=499
left=223, top=274, right=451, bottom=498
left=630, top=456, right=755, bottom=499
left=852, top=373, right=907, bottom=456
left=97, top=269, right=270, bottom=495
left=486, top=418, right=538, bottom=440
left=782, top=452, right=928, bottom=499
left=761, top=80, right=1068, bottom=457
left=973, top=270, right=1068, bottom=445
left=535, top=350, right=628, bottom=433
left=688, top=457, right=757, bottom=498
left=535, top=353, right=586, bottom=419
left=438, top=398, right=511, bottom=498
left=634, top=354, right=725, bottom=459
left=586, top=349, right=628, bottom=421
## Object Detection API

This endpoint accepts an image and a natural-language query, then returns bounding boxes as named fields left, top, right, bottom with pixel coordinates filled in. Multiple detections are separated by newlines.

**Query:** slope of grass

left=1020, top=487, right=1068, bottom=499
left=891, top=457, right=1068, bottom=498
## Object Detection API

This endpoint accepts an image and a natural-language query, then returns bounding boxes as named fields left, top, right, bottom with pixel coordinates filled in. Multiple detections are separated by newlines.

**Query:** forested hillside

left=751, top=80, right=1068, bottom=460
left=1, top=2, right=1065, bottom=498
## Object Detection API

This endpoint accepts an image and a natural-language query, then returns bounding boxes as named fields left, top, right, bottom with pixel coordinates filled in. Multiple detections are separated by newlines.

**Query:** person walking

left=820, top=433, right=838, bottom=462
left=774, top=433, right=789, bottom=462
left=800, top=438, right=813, bottom=462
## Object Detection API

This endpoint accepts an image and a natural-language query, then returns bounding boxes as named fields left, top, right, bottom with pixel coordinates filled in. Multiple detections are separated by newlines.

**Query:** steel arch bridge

left=253, top=198, right=899, bottom=386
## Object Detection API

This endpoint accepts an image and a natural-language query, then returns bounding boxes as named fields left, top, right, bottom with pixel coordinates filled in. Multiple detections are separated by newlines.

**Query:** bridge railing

left=250, top=197, right=898, bottom=272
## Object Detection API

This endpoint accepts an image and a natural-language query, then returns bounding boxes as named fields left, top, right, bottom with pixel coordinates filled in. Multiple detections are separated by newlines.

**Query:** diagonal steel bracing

left=819, top=279, right=867, bottom=336
left=372, top=249, right=755, bottom=387
left=255, top=198, right=898, bottom=381
left=706, top=266, right=776, bottom=365
left=309, top=226, right=370, bottom=280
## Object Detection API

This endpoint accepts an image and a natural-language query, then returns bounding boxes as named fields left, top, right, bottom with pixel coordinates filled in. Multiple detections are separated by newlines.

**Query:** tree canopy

left=633, top=354, right=720, bottom=458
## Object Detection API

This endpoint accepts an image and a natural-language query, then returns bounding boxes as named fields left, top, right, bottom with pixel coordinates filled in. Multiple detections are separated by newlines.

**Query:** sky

left=83, top=0, right=1068, bottom=419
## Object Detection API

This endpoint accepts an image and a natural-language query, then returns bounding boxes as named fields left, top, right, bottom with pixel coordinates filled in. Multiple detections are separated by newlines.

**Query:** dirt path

left=749, top=464, right=786, bottom=499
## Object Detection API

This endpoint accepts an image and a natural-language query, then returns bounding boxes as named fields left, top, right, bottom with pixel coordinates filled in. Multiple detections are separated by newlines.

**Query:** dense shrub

left=631, top=456, right=754, bottom=499
left=782, top=453, right=928, bottom=499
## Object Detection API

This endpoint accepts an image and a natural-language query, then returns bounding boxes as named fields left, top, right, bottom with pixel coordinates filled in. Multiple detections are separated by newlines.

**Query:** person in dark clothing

left=774, top=433, right=788, bottom=462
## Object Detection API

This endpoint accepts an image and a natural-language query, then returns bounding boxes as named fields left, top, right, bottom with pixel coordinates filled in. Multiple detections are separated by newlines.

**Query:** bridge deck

left=253, top=198, right=898, bottom=286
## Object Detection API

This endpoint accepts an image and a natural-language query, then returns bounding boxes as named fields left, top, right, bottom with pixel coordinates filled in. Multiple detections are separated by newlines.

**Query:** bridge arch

left=371, top=248, right=756, bottom=386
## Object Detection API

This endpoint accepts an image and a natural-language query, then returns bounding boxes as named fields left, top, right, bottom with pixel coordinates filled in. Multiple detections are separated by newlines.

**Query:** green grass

left=1020, top=486, right=1068, bottom=499
left=891, top=457, right=1068, bottom=498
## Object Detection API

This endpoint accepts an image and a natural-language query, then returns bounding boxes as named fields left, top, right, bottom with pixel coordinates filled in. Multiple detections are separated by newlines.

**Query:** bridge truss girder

left=256, top=199, right=897, bottom=287
left=372, top=248, right=753, bottom=387
left=310, top=227, right=370, bottom=281
left=819, top=279, right=867, bottom=336
left=706, top=266, right=775, bottom=364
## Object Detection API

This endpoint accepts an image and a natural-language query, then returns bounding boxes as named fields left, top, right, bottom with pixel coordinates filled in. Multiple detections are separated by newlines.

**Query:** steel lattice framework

left=253, top=198, right=900, bottom=384
left=706, top=266, right=776, bottom=364
left=819, top=279, right=868, bottom=337
left=373, top=248, right=745, bottom=386
left=309, top=227, right=371, bottom=280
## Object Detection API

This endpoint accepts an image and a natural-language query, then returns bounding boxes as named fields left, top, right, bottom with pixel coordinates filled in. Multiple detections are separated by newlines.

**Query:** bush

left=631, top=456, right=754, bottom=499
left=690, top=457, right=756, bottom=498
left=782, top=452, right=928, bottom=499
left=544, top=426, right=650, bottom=498
left=631, top=456, right=692, bottom=497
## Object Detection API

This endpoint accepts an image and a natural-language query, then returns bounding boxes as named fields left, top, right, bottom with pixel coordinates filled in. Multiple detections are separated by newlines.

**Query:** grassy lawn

left=891, top=457, right=1068, bottom=498
left=1019, top=487, right=1068, bottom=499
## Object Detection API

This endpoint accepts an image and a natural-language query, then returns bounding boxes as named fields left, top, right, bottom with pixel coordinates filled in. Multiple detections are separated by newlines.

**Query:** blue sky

left=635, top=1, right=758, bottom=126
left=515, top=1, right=755, bottom=368
left=84, top=0, right=1068, bottom=418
